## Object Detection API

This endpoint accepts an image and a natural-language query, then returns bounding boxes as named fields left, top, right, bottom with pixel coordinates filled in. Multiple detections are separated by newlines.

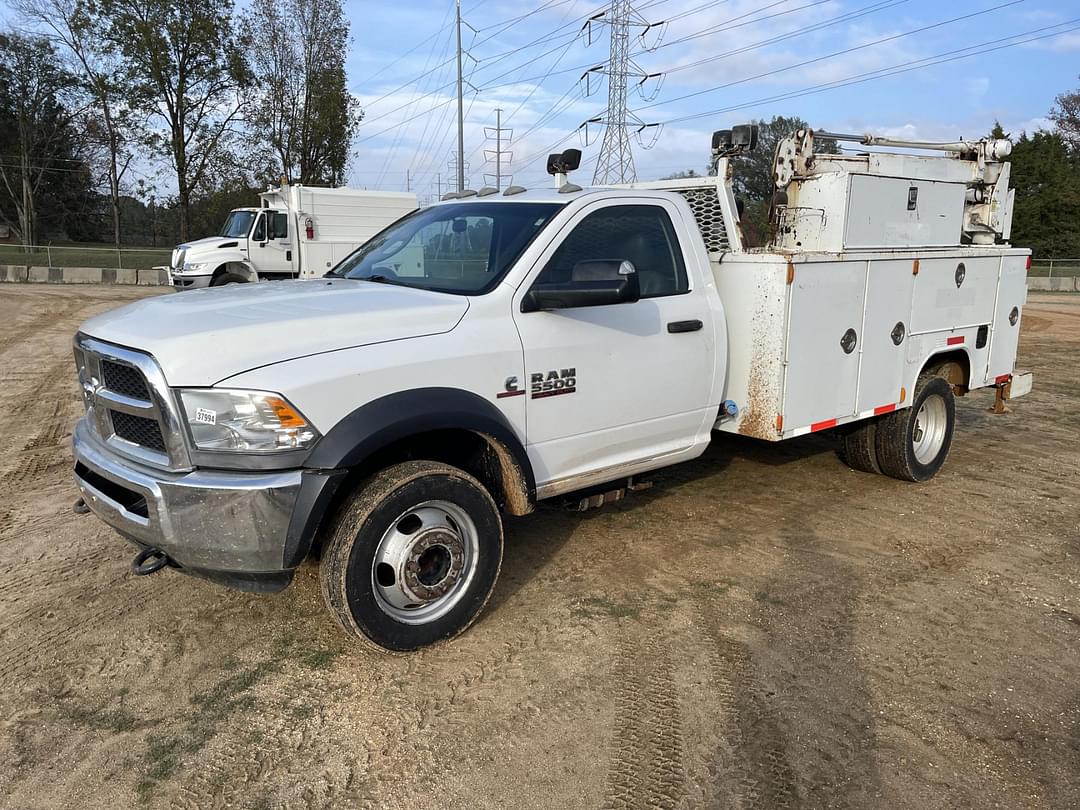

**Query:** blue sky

left=346, top=0, right=1080, bottom=201
left=3, top=0, right=1077, bottom=201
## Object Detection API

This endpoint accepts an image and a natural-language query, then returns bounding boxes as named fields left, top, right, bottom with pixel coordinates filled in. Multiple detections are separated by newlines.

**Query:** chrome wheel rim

left=371, top=500, right=479, bottom=625
left=912, top=394, right=948, bottom=465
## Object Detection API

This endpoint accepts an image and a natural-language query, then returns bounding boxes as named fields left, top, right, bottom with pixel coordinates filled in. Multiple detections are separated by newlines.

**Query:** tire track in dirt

left=686, top=586, right=800, bottom=810
left=0, top=298, right=80, bottom=358
left=602, top=631, right=687, bottom=810
left=0, top=577, right=182, bottom=679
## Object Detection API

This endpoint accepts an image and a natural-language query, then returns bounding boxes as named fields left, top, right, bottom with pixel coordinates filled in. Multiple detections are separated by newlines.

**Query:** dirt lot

left=0, top=284, right=1076, bottom=810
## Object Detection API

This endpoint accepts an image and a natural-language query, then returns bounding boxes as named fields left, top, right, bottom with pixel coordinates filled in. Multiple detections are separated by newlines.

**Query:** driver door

left=252, top=210, right=294, bottom=277
left=512, top=200, right=713, bottom=493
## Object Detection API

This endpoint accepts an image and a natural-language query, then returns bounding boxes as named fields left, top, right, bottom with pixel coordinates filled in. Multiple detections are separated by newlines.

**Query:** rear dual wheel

left=320, top=461, right=503, bottom=652
left=839, top=371, right=956, bottom=482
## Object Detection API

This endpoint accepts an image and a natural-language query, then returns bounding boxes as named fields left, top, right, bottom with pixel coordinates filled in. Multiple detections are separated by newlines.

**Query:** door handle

left=667, top=319, right=703, bottom=334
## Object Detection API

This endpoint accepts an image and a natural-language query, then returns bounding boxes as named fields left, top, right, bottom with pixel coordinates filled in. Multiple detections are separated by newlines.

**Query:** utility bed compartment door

left=783, top=261, right=865, bottom=429
left=856, top=259, right=915, bottom=413
left=844, top=175, right=965, bottom=250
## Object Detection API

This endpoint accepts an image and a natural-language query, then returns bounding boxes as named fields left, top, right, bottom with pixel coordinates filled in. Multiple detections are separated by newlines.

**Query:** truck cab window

left=539, top=205, right=688, bottom=298
left=270, top=212, right=288, bottom=240
left=252, top=214, right=266, bottom=242
left=331, top=202, right=562, bottom=294
left=220, top=210, right=255, bottom=238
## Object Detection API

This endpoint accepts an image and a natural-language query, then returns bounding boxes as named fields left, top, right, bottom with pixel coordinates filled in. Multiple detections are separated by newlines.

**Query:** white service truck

left=71, top=127, right=1032, bottom=651
left=168, top=184, right=417, bottom=289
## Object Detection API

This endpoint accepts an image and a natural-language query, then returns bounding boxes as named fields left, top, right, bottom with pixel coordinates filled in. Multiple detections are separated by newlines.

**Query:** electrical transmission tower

left=483, top=108, right=513, bottom=190
left=584, top=0, right=663, bottom=185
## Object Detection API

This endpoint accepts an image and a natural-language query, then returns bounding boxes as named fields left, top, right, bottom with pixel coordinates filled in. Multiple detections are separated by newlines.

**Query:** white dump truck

left=72, top=126, right=1031, bottom=651
left=168, top=184, right=417, bottom=288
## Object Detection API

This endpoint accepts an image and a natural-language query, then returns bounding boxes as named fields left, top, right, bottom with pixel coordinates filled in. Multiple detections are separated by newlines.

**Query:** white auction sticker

left=194, top=408, right=217, bottom=425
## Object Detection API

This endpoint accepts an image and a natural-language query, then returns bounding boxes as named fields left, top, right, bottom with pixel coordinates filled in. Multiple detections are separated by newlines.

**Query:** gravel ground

left=0, top=284, right=1076, bottom=810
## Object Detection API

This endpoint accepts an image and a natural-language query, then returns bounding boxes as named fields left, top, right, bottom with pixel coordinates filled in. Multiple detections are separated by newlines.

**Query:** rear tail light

left=1025, top=255, right=1032, bottom=271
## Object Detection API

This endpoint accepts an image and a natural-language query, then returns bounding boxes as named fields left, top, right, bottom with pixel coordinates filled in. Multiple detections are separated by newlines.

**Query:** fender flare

left=283, top=388, right=533, bottom=568
left=212, top=261, right=256, bottom=283
left=305, top=387, right=532, bottom=486
left=913, top=346, right=973, bottom=394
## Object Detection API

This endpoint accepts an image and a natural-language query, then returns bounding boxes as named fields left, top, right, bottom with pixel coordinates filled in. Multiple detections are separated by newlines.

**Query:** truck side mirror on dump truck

left=521, top=259, right=640, bottom=312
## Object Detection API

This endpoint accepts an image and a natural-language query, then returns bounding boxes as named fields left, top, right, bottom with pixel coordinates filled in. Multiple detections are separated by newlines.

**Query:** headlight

left=178, top=389, right=319, bottom=452
left=183, top=262, right=209, bottom=272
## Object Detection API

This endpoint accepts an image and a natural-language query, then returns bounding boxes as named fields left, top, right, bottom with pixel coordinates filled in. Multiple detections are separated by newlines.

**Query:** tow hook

left=131, top=546, right=172, bottom=576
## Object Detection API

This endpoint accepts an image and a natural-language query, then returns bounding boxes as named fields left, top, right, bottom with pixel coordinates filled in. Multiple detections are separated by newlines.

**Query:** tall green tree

left=1049, top=75, right=1080, bottom=153
left=729, top=115, right=839, bottom=246
left=243, top=0, right=362, bottom=186
left=1007, top=130, right=1080, bottom=258
left=100, top=0, right=250, bottom=240
left=16, top=0, right=134, bottom=247
left=0, top=32, right=88, bottom=247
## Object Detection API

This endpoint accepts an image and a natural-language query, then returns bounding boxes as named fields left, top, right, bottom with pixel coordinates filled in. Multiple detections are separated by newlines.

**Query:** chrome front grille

left=110, top=410, right=167, bottom=452
left=101, top=359, right=151, bottom=401
left=73, top=334, right=191, bottom=472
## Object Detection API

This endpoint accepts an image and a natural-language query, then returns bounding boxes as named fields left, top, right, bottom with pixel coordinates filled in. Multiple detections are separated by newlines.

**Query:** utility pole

left=455, top=0, right=465, bottom=193
left=483, top=108, right=513, bottom=191
left=584, top=1, right=663, bottom=184
left=436, top=172, right=442, bottom=199
left=406, top=169, right=411, bottom=192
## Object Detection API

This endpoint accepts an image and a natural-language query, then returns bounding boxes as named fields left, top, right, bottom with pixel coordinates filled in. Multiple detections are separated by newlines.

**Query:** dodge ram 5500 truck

left=72, top=127, right=1032, bottom=651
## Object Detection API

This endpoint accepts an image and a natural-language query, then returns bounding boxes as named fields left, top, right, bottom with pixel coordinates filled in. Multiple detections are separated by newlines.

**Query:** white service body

left=168, top=185, right=417, bottom=289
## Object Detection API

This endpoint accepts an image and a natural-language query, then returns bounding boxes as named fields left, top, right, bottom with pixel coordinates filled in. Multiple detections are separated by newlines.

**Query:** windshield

left=329, top=201, right=562, bottom=294
left=220, top=210, right=256, bottom=238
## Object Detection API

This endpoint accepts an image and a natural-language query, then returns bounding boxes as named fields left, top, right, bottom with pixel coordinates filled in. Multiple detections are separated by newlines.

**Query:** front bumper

left=169, top=268, right=212, bottom=289
left=73, top=418, right=302, bottom=591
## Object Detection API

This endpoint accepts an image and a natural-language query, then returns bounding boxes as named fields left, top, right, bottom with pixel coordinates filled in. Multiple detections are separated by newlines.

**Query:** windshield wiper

left=359, top=274, right=404, bottom=286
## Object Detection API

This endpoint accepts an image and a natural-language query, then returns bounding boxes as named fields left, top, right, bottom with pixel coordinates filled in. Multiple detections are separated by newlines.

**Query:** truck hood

left=177, top=235, right=243, bottom=260
left=79, top=279, right=469, bottom=386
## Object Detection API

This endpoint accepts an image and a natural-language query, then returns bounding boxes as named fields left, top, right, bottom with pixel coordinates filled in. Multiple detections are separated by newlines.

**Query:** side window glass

left=536, top=205, right=688, bottom=298
left=271, top=212, right=288, bottom=240
left=252, top=214, right=266, bottom=242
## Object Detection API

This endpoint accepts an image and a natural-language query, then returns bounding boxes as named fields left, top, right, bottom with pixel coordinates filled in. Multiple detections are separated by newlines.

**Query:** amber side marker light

left=267, top=397, right=307, bottom=428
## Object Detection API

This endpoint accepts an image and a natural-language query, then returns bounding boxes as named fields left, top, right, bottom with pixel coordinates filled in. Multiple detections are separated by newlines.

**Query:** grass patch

left=135, top=660, right=280, bottom=802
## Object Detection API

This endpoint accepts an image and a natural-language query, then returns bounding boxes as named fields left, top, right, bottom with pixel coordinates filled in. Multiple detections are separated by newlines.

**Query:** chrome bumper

left=73, top=417, right=302, bottom=576
left=168, top=268, right=212, bottom=289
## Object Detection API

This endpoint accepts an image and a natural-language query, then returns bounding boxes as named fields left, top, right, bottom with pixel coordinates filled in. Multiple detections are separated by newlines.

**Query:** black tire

left=319, top=461, right=503, bottom=652
left=211, top=272, right=247, bottom=286
left=838, top=418, right=882, bottom=474
left=875, top=374, right=955, bottom=482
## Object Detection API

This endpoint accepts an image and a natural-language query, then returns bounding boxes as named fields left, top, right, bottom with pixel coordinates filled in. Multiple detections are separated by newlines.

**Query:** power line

left=659, top=19, right=1080, bottom=125
left=638, top=0, right=1030, bottom=112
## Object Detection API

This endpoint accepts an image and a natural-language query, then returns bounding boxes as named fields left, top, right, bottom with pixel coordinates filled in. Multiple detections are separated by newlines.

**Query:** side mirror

left=522, top=260, right=640, bottom=312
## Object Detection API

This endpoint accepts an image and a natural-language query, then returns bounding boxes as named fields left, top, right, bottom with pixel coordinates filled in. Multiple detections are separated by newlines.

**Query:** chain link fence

left=0, top=243, right=172, bottom=271
left=1029, top=258, right=1080, bottom=278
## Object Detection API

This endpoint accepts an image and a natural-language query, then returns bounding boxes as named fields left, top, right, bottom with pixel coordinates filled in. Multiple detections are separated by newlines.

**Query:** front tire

left=319, top=461, right=503, bottom=652
left=211, top=272, right=247, bottom=286
left=875, top=374, right=956, bottom=482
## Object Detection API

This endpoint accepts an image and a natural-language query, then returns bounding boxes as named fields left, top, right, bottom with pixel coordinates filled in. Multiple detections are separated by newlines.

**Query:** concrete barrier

left=1027, top=276, right=1079, bottom=292
left=0, top=265, right=169, bottom=286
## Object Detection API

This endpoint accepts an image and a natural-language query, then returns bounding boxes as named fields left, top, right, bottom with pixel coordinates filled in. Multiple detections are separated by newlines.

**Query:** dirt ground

left=0, top=284, right=1076, bottom=810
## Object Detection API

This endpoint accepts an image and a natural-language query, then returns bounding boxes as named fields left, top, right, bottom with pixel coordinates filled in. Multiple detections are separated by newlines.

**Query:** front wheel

left=319, top=461, right=503, bottom=652
left=874, top=374, right=956, bottom=482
